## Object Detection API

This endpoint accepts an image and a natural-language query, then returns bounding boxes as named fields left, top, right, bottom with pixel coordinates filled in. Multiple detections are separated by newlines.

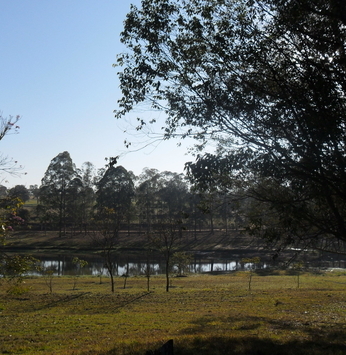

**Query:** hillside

left=5, top=229, right=267, bottom=256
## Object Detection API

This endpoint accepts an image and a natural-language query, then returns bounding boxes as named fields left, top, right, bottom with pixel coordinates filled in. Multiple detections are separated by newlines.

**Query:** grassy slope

left=6, top=228, right=267, bottom=256
left=0, top=272, right=346, bottom=355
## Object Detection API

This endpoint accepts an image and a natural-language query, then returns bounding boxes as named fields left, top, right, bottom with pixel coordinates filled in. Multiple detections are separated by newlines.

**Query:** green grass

left=0, top=272, right=346, bottom=355
left=23, top=199, right=38, bottom=207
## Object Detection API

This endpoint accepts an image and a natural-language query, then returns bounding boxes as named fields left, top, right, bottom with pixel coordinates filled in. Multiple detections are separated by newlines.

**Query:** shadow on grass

left=93, top=314, right=346, bottom=355
left=31, top=292, right=91, bottom=311
left=93, top=333, right=346, bottom=355
left=174, top=336, right=346, bottom=355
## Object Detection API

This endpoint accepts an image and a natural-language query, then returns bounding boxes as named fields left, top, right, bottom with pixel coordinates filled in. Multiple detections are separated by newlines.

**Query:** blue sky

left=0, top=0, right=195, bottom=187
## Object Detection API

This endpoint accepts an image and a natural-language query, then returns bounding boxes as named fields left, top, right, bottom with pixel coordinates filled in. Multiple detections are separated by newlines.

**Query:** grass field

left=1, top=271, right=346, bottom=355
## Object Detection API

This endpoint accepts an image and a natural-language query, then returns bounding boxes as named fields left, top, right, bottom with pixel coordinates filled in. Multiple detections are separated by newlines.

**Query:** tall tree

left=96, top=165, right=135, bottom=231
left=65, top=176, right=84, bottom=233
left=136, top=168, right=164, bottom=232
left=158, top=171, right=189, bottom=221
left=39, top=151, right=80, bottom=236
left=76, top=162, right=96, bottom=233
left=117, top=0, right=346, bottom=253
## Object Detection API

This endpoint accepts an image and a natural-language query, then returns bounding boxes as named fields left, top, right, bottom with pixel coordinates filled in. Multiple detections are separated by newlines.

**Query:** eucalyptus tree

left=93, top=166, right=135, bottom=292
left=65, top=176, right=84, bottom=233
left=116, top=0, right=346, bottom=254
left=96, top=165, right=135, bottom=232
left=194, top=188, right=218, bottom=233
left=158, top=171, right=189, bottom=221
left=186, top=192, right=206, bottom=238
left=76, top=162, right=97, bottom=233
left=39, top=151, right=81, bottom=236
left=136, top=168, right=164, bottom=232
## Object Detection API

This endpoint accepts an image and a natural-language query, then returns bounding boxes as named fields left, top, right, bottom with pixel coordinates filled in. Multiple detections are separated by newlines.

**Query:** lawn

left=0, top=271, right=345, bottom=355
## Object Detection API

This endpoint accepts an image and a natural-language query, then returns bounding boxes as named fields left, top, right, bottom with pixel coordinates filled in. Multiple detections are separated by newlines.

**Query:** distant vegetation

left=1, top=150, right=248, bottom=239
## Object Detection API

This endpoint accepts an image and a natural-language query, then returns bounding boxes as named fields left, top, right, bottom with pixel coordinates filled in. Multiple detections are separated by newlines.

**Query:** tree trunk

left=110, top=272, right=115, bottom=293
left=165, top=259, right=170, bottom=292
left=147, top=275, right=150, bottom=292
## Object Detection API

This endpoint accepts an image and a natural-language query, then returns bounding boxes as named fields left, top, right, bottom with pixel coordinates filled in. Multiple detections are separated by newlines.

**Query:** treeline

left=5, top=151, right=245, bottom=236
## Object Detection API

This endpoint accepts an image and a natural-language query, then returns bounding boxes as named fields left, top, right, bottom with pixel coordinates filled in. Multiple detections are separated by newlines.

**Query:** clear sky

left=0, top=0, right=195, bottom=188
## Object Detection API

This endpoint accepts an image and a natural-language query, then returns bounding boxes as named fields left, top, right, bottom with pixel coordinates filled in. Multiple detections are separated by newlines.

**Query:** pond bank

left=4, top=230, right=345, bottom=273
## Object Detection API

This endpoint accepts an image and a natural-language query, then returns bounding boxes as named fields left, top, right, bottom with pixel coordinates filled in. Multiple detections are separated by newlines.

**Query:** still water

left=29, top=251, right=346, bottom=277
left=35, top=257, right=253, bottom=276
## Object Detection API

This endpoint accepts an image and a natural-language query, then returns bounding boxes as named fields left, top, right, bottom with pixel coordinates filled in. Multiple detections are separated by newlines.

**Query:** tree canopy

left=39, top=151, right=81, bottom=236
left=96, top=165, right=135, bottom=226
left=116, top=0, right=346, bottom=251
left=8, top=185, right=30, bottom=203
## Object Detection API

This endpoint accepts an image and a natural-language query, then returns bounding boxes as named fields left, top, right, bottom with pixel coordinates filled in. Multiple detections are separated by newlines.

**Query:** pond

left=25, top=250, right=346, bottom=277
left=35, top=258, right=259, bottom=276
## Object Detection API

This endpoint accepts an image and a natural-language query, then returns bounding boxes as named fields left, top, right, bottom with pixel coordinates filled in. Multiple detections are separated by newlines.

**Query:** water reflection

left=31, top=255, right=270, bottom=277
left=18, top=251, right=346, bottom=277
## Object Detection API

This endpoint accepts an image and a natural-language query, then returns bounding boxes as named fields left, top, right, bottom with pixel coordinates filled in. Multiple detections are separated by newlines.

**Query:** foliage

left=0, top=111, right=24, bottom=244
left=37, top=157, right=96, bottom=235
left=72, top=257, right=88, bottom=290
left=0, top=197, right=27, bottom=284
left=116, top=0, right=346, bottom=253
left=172, top=251, right=192, bottom=276
left=96, top=165, right=135, bottom=228
left=136, top=168, right=166, bottom=231
left=91, top=208, right=120, bottom=293
left=39, top=151, right=82, bottom=236
left=0, top=112, right=39, bottom=292
left=0, top=196, right=24, bottom=244
left=76, top=162, right=96, bottom=231
left=26, top=149, right=243, bottom=239
left=158, top=171, right=190, bottom=220
left=8, top=185, right=30, bottom=202
left=149, top=219, right=184, bottom=291
left=6, top=186, right=31, bottom=226
left=38, top=263, right=56, bottom=293
left=17, top=207, right=30, bottom=225
left=29, top=184, right=40, bottom=199
left=1, top=254, right=39, bottom=293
